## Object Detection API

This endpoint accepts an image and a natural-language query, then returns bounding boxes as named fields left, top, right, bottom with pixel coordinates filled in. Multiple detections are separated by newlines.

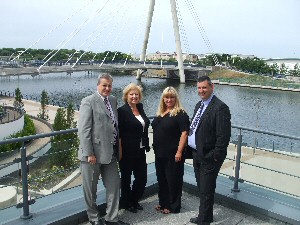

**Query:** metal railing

left=226, top=125, right=300, bottom=197
left=0, top=125, right=299, bottom=220
left=0, top=128, right=78, bottom=219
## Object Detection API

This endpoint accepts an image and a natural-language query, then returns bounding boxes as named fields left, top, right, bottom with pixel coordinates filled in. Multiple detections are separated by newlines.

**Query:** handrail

left=0, top=128, right=78, bottom=145
left=1, top=124, right=299, bottom=145
left=0, top=123, right=299, bottom=219
left=232, top=125, right=300, bottom=141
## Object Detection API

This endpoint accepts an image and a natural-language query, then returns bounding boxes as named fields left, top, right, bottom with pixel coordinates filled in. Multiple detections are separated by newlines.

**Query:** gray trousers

left=81, top=158, right=120, bottom=222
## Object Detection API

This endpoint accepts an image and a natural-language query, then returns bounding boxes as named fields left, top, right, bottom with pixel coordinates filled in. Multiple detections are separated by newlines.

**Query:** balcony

left=0, top=124, right=300, bottom=225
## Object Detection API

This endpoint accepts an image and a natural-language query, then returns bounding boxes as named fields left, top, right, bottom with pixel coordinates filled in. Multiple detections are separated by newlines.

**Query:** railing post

left=20, top=142, right=32, bottom=219
left=253, top=137, right=257, bottom=154
left=232, top=130, right=242, bottom=192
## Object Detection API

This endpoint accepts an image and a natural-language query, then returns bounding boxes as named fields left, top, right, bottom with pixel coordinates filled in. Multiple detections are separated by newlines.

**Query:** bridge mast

left=137, top=0, right=156, bottom=80
left=170, top=0, right=185, bottom=83
left=137, top=0, right=185, bottom=83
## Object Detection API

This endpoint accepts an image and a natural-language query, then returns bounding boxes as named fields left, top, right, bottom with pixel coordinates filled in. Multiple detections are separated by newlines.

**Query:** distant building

left=132, top=51, right=199, bottom=62
left=264, top=58, right=300, bottom=70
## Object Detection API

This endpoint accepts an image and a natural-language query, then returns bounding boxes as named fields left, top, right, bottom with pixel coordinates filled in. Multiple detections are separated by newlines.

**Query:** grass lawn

left=210, top=69, right=300, bottom=89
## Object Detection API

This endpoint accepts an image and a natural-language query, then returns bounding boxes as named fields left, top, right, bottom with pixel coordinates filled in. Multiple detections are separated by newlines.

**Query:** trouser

left=119, top=153, right=147, bottom=208
left=155, top=156, right=184, bottom=213
left=81, top=157, right=120, bottom=222
left=192, top=151, right=223, bottom=223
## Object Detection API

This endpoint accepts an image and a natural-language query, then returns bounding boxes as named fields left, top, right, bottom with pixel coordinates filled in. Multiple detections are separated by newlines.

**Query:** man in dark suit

left=188, top=76, right=231, bottom=225
left=78, top=74, right=129, bottom=225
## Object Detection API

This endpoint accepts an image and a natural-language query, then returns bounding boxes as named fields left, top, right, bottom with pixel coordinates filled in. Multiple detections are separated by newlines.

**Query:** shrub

left=0, top=114, right=36, bottom=153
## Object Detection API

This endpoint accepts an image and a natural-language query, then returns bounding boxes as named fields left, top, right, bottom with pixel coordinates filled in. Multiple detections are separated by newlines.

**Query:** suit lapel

left=192, top=101, right=202, bottom=120
left=198, top=96, right=216, bottom=126
left=93, top=92, right=111, bottom=117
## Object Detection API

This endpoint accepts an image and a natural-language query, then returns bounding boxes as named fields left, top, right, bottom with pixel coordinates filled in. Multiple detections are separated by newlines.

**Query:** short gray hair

left=97, top=73, right=113, bottom=85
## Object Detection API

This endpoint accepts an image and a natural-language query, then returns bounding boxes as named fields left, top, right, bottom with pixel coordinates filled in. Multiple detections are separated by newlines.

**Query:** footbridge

left=0, top=62, right=212, bottom=80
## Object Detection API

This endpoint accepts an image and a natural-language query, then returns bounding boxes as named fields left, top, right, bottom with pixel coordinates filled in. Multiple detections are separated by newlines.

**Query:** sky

left=1, top=0, right=300, bottom=60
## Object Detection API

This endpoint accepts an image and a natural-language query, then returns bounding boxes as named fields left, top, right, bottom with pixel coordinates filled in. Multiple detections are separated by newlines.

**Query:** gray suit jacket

left=77, top=92, right=119, bottom=164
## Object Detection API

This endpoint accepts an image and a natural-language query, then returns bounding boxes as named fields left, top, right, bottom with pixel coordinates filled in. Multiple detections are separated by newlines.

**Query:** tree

left=37, top=90, right=49, bottom=120
left=279, top=63, right=288, bottom=75
left=291, top=63, right=300, bottom=77
left=269, top=63, right=279, bottom=76
left=66, top=103, right=77, bottom=129
left=49, top=105, right=78, bottom=168
left=13, top=88, right=24, bottom=112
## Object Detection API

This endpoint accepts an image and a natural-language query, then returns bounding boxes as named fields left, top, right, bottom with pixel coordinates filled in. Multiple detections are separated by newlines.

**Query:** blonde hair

left=156, top=86, right=185, bottom=117
left=122, top=83, right=143, bottom=102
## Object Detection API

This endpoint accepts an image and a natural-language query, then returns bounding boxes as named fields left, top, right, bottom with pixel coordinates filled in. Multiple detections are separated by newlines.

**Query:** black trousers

left=155, top=156, right=184, bottom=213
left=192, top=151, right=223, bottom=224
left=119, top=153, right=147, bottom=208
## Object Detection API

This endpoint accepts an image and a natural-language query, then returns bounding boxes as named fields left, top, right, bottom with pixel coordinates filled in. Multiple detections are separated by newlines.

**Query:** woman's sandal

left=161, top=208, right=171, bottom=214
left=155, top=205, right=162, bottom=211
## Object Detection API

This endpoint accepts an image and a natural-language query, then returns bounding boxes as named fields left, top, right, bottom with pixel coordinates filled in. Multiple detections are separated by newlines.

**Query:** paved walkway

left=0, top=97, right=52, bottom=167
left=79, top=192, right=284, bottom=225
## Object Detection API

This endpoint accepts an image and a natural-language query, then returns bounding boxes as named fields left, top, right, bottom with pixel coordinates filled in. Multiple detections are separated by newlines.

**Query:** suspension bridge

left=7, top=0, right=220, bottom=83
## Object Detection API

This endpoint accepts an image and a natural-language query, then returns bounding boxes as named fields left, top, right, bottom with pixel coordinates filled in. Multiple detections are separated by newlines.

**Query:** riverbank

left=210, top=69, right=300, bottom=91
left=2, top=65, right=299, bottom=92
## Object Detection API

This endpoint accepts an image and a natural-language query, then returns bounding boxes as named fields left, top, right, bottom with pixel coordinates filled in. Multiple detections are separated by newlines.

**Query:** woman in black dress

left=151, top=86, right=189, bottom=214
left=118, top=83, right=150, bottom=213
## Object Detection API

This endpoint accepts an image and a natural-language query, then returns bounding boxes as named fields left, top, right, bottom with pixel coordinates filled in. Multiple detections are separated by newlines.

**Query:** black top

left=118, top=102, right=150, bottom=158
left=151, top=110, right=190, bottom=158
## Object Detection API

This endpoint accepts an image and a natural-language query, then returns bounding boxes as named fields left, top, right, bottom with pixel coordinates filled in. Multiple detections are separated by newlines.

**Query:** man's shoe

left=136, top=203, right=143, bottom=210
left=105, top=220, right=129, bottom=225
left=126, top=206, right=137, bottom=213
left=90, top=220, right=104, bottom=225
left=190, top=217, right=198, bottom=224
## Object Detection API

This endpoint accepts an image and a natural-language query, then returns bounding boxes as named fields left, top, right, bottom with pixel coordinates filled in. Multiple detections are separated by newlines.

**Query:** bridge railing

left=0, top=125, right=299, bottom=219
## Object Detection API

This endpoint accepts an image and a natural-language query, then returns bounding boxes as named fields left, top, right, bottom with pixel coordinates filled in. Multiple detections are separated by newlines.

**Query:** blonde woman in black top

left=151, top=86, right=190, bottom=214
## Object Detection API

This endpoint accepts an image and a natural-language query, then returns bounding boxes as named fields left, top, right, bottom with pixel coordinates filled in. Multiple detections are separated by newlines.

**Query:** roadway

left=0, top=63, right=208, bottom=77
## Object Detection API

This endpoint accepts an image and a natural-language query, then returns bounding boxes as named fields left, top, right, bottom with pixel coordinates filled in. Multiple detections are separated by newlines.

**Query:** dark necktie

left=104, top=97, right=117, bottom=144
left=189, top=101, right=204, bottom=136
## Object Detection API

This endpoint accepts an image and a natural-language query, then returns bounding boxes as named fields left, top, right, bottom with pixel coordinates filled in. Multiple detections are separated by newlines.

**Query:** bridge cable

left=41, top=0, right=111, bottom=66
left=98, top=1, right=132, bottom=66
left=90, top=0, right=132, bottom=63
left=176, top=1, right=192, bottom=55
left=38, top=0, right=112, bottom=72
left=71, top=0, right=123, bottom=67
left=123, top=1, right=149, bottom=66
left=11, top=0, right=94, bottom=62
left=184, top=0, right=219, bottom=65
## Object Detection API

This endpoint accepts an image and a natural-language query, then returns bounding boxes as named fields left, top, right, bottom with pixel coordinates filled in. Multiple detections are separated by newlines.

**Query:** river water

left=1, top=71, right=299, bottom=153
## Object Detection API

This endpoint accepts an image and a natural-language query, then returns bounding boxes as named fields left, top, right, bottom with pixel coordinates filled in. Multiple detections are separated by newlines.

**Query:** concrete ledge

left=0, top=185, right=17, bottom=209
left=183, top=165, right=300, bottom=225
left=1, top=163, right=299, bottom=225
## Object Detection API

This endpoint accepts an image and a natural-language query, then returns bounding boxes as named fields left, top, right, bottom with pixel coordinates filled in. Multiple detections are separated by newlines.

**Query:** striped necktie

left=189, top=101, right=204, bottom=136
left=104, top=97, right=117, bottom=144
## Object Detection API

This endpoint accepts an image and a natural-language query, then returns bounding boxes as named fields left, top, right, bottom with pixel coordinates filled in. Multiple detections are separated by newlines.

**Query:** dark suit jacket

left=118, top=102, right=150, bottom=158
left=193, top=95, right=231, bottom=162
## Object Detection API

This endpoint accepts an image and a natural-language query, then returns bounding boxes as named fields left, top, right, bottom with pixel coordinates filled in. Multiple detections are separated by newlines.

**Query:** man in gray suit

left=78, top=74, right=129, bottom=225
